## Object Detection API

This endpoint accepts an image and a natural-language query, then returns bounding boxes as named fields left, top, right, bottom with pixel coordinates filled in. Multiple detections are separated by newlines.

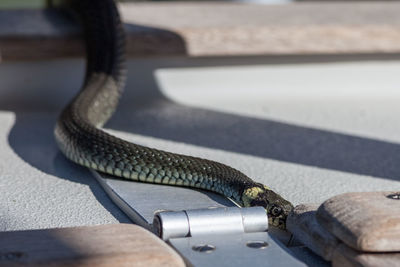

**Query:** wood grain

left=332, top=243, right=400, bottom=267
left=0, top=224, right=185, bottom=267
left=317, top=191, right=400, bottom=252
left=287, top=204, right=340, bottom=261
left=2, top=2, right=400, bottom=60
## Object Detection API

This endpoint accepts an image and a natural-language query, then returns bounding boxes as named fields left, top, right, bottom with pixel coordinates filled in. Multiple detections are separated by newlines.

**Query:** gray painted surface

left=1, top=55, right=400, bottom=265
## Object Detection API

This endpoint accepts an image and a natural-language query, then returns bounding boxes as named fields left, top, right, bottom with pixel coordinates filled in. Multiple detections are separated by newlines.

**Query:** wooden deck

left=1, top=2, right=400, bottom=60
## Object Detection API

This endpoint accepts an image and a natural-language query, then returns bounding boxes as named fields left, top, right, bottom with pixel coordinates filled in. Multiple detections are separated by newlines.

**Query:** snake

left=54, top=0, right=294, bottom=229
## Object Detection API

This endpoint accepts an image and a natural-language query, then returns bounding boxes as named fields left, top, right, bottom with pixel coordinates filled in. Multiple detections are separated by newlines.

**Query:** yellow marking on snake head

left=242, top=186, right=265, bottom=207
left=263, top=185, right=270, bottom=190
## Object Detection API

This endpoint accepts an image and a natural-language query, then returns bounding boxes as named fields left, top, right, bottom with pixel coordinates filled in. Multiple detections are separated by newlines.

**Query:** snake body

left=55, top=0, right=293, bottom=229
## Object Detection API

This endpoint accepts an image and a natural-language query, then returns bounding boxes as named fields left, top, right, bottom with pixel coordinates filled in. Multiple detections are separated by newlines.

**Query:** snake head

left=242, top=185, right=293, bottom=230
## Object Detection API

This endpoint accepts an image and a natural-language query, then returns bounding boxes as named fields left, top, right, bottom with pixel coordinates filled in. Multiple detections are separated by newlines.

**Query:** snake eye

left=270, top=205, right=283, bottom=217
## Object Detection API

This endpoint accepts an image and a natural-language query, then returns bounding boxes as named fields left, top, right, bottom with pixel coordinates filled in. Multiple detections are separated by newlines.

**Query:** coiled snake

left=54, top=0, right=294, bottom=229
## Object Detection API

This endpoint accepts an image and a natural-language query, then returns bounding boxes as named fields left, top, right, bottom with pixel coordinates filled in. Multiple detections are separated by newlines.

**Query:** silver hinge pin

left=153, top=206, right=268, bottom=241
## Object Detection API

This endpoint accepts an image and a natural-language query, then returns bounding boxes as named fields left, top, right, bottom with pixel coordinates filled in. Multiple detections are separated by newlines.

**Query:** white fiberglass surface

left=153, top=59, right=400, bottom=203
left=0, top=57, right=399, bottom=233
left=156, top=61, right=400, bottom=143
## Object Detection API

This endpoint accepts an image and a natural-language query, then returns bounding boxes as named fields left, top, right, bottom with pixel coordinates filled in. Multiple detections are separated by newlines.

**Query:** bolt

left=387, top=193, right=400, bottom=200
left=192, top=244, right=216, bottom=253
left=246, top=241, right=269, bottom=249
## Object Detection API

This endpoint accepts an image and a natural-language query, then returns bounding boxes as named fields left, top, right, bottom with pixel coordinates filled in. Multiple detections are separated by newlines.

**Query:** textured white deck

left=1, top=56, right=399, bottom=265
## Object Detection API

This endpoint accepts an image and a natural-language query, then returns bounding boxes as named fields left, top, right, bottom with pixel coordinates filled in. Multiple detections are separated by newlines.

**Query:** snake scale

left=54, top=0, right=294, bottom=229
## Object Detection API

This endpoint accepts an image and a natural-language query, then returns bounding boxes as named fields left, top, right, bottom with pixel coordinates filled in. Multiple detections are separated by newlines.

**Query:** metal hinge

left=92, top=171, right=306, bottom=267
left=152, top=207, right=304, bottom=266
left=153, top=206, right=268, bottom=241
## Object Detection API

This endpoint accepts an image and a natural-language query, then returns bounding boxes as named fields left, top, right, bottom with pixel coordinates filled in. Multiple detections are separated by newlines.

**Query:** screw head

left=246, top=241, right=269, bottom=249
left=387, top=193, right=400, bottom=200
left=192, top=244, right=216, bottom=253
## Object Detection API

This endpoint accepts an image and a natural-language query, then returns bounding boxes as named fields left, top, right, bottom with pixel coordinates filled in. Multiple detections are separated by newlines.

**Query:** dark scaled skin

left=54, top=0, right=294, bottom=230
left=241, top=183, right=294, bottom=229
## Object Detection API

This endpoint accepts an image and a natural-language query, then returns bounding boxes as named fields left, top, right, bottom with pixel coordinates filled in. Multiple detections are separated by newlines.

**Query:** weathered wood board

left=0, top=224, right=185, bottom=267
left=332, top=243, right=400, bottom=267
left=317, top=191, right=400, bottom=252
left=287, top=203, right=340, bottom=261
left=3, top=2, right=400, bottom=60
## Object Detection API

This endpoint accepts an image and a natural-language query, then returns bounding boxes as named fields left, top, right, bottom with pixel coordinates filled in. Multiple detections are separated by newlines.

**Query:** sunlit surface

left=1, top=57, right=399, bottom=234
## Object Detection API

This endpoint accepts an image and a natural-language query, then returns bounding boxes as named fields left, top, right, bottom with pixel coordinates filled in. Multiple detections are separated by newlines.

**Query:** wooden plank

left=332, top=243, right=400, bottom=267
left=120, top=2, right=400, bottom=57
left=0, top=224, right=185, bottom=267
left=2, top=2, right=400, bottom=60
left=0, top=9, right=186, bottom=61
left=287, top=204, right=340, bottom=261
left=317, top=191, right=400, bottom=252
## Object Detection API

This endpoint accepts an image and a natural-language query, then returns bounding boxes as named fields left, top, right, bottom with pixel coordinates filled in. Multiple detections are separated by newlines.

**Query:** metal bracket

left=92, top=171, right=306, bottom=267
left=169, top=232, right=303, bottom=267
left=152, top=207, right=306, bottom=266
